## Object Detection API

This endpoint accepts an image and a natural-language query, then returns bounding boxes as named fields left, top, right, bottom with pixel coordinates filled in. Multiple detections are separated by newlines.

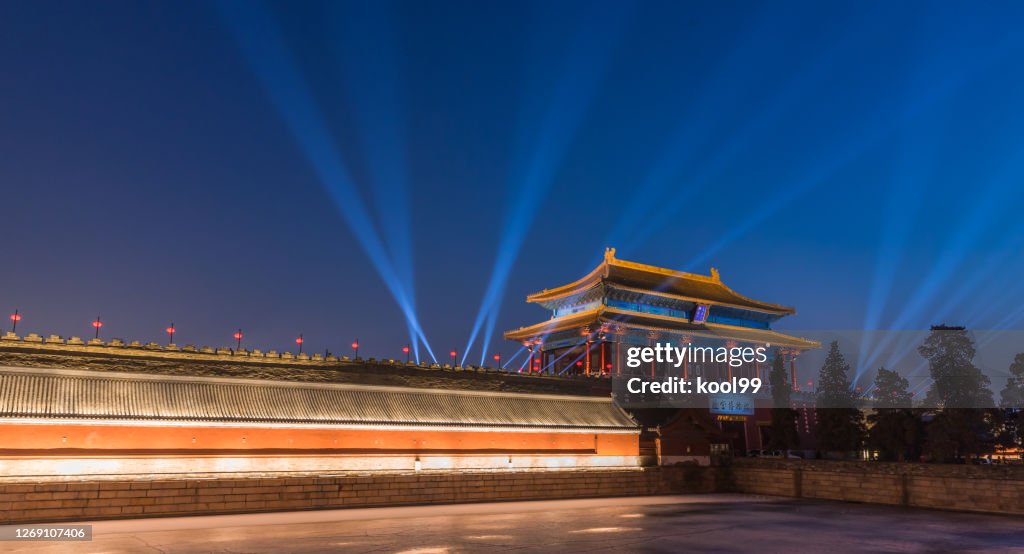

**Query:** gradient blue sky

left=3, top=1, right=1024, bottom=364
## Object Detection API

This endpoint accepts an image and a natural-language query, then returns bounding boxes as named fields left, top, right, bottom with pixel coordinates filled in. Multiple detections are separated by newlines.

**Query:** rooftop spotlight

left=166, top=323, right=175, bottom=345
left=233, top=329, right=243, bottom=350
left=92, top=317, right=103, bottom=339
left=295, top=334, right=304, bottom=354
left=9, top=310, right=21, bottom=333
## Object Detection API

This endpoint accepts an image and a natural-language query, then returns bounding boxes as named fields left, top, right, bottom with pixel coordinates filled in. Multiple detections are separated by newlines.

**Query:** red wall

left=0, top=423, right=639, bottom=456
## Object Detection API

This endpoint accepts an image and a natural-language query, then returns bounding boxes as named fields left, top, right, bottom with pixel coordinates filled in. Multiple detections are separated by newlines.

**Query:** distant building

left=505, top=248, right=817, bottom=378
left=505, top=248, right=819, bottom=461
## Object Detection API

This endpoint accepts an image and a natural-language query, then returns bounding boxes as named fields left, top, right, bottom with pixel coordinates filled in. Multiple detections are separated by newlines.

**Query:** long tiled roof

left=526, top=248, right=795, bottom=315
left=0, top=366, right=637, bottom=432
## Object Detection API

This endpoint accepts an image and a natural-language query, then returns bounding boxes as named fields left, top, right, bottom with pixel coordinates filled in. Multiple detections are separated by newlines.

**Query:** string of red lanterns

left=2, top=312, right=514, bottom=370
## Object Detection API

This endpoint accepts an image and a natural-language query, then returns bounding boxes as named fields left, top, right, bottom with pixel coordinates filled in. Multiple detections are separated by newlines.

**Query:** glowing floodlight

left=462, top=4, right=632, bottom=367
left=295, top=334, right=304, bottom=354
left=92, top=317, right=103, bottom=339
left=233, top=329, right=243, bottom=350
left=9, top=310, right=21, bottom=333
left=215, top=1, right=436, bottom=364
left=402, top=344, right=410, bottom=363
left=166, top=324, right=175, bottom=344
left=351, top=339, right=360, bottom=359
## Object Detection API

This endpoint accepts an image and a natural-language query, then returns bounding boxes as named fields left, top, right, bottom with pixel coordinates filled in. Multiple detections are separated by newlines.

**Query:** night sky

left=3, top=1, right=1024, bottom=366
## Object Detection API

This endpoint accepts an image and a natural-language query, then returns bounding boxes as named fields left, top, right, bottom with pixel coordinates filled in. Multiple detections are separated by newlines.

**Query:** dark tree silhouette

left=814, top=341, right=865, bottom=456
left=766, top=348, right=799, bottom=451
left=999, top=353, right=1024, bottom=409
left=995, top=353, right=1024, bottom=451
left=919, top=325, right=995, bottom=462
left=919, top=325, right=993, bottom=408
left=867, top=367, right=922, bottom=461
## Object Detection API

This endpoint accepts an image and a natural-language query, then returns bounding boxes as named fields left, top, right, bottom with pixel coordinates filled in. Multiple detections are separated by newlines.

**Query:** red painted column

left=585, top=340, right=592, bottom=376
left=790, top=351, right=797, bottom=391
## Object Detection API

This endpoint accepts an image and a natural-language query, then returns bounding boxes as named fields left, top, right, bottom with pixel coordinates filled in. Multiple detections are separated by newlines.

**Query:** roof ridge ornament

left=710, top=267, right=720, bottom=281
left=604, top=247, right=616, bottom=262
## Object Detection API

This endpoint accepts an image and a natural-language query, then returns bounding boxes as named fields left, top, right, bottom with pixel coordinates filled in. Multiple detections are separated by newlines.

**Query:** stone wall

left=5, top=460, right=1023, bottom=524
left=728, top=458, right=1024, bottom=515
left=0, top=466, right=713, bottom=524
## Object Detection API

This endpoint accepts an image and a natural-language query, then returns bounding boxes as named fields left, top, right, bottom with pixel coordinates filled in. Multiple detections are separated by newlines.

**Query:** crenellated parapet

left=0, top=330, right=617, bottom=398
left=1, top=331, right=352, bottom=365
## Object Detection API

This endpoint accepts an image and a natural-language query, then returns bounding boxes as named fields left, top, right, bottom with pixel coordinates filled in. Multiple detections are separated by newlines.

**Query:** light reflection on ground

left=11, top=494, right=1024, bottom=553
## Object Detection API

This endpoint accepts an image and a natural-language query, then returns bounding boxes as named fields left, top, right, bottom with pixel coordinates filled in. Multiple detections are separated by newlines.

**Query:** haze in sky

left=3, top=1, right=1024, bottom=362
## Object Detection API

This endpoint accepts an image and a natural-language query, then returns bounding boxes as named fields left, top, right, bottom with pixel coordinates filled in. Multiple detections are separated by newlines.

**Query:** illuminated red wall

left=0, top=423, right=639, bottom=457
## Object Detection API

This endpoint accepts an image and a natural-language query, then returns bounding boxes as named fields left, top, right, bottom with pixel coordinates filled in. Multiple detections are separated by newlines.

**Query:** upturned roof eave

left=524, top=248, right=795, bottom=315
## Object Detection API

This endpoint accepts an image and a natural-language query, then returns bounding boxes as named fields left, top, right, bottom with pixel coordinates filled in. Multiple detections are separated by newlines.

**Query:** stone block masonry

left=3, top=461, right=1023, bottom=524
left=727, top=459, right=1024, bottom=516
left=0, top=466, right=715, bottom=524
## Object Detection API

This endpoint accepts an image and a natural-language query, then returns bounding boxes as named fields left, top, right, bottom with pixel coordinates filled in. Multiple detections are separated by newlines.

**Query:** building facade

left=0, top=366, right=640, bottom=479
left=505, top=248, right=817, bottom=380
left=505, top=249, right=820, bottom=463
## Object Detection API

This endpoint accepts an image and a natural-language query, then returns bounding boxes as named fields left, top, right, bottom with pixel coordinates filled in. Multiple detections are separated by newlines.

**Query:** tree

left=999, top=353, right=1024, bottom=408
left=919, top=325, right=993, bottom=408
left=814, top=341, right=865, bottom=456
left=867, top=367, right=922, bottom=461
left=995, top=353, right=1024, bottom=452
left=918, top=325, right=995, bottom=462
left=766, top=348, right=799, bottom=451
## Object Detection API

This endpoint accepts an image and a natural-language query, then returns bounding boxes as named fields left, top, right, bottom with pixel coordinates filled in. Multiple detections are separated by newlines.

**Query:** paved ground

left=4, top=494, right=1024, bottom=553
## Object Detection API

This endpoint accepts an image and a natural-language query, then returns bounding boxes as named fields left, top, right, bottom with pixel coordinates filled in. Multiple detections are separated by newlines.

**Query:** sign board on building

left=708, top=394, right=755, bottom=416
